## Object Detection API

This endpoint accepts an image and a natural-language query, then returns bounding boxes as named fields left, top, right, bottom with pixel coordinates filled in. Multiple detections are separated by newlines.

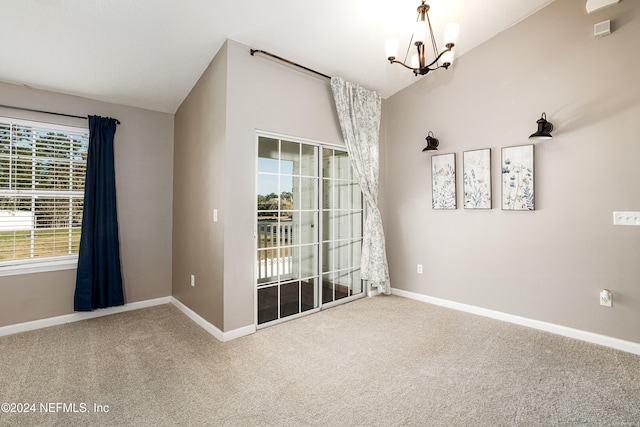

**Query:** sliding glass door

left=256, top=135, right=363, bottom=326
left=321, top=148, right=363, bottom=305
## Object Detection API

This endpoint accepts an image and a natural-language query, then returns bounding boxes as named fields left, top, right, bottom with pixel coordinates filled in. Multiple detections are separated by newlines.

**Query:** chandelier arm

left=388, top=59, right=418, bottom=72
left=422, top=45, right=453, bottom=70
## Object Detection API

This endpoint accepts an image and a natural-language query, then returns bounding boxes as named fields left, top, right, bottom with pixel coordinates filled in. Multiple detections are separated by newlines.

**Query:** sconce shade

left=422, top=131, right=439, bottom=151
left=529, top=112, right=554, bottom=140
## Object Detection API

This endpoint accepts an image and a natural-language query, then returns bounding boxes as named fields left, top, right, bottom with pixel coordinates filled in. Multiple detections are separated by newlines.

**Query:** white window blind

left=0, top=117, right=88, bottom=266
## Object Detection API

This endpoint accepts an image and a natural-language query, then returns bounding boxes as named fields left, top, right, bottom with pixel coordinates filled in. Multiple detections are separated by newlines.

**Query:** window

left=0, top=117, right=88, bottom=271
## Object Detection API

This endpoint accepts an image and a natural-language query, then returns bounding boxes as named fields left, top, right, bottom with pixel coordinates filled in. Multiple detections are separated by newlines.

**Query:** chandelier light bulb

left=411, top=54, right=420, bottom=69
left=444, top=23, right=460, bottom=46
left=386, top=39, right=398, bottom=60
left=413, top=20, right=428, bottom=44
left=440, top=50, right=454, bottom=66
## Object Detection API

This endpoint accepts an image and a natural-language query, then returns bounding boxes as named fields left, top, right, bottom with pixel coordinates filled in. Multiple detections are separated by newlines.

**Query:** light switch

left=213, top=209, right=218, bottom=222
left=613, top=211, right=640, bottom=226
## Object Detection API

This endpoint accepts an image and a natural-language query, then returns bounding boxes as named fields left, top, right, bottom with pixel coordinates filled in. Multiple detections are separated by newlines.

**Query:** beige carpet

left=1, top=295, right=639, bottom=426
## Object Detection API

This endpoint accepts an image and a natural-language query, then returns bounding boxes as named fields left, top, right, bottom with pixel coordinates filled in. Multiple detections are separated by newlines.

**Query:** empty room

left=1, top=0, right=639, bottom=425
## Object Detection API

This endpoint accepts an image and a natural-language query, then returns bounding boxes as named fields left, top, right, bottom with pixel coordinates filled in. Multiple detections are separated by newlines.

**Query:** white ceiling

left=1, top=0, right=555, bottom=114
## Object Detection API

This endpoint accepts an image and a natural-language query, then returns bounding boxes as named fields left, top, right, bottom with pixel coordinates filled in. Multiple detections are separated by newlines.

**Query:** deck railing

left=257, top=221, right=293, bottom=282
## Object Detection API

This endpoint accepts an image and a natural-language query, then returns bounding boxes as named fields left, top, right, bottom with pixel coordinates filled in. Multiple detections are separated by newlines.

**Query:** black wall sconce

left=529, top=112, right=554, bottom=140
left=422, top=131, right=439, bottom=151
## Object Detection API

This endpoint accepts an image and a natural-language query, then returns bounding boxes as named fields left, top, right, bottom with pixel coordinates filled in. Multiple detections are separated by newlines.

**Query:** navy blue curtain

left=74, top=116, right=124, bottom=311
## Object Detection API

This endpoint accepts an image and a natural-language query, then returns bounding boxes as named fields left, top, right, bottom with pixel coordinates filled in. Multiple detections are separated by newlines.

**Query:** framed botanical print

left=431, top=153, right=456, bottom=209
left=463, top=148, right=491, bottom=209
left=501, top=144, right=534, bottom=210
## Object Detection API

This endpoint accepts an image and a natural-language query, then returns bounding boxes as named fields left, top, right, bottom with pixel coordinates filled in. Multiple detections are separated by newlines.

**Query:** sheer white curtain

left=331, top=77, right=391, bottom=295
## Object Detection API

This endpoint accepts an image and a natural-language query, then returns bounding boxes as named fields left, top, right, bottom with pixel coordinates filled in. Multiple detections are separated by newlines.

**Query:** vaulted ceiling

left=1, top=0, right=555, bottom=113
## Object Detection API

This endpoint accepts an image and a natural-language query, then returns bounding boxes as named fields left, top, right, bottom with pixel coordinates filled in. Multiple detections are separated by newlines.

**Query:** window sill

left=0, top=258, right=78, bottom=277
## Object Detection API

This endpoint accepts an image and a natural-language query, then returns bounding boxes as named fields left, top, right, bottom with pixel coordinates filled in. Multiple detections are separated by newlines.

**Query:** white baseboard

left=0, top=296, right=172, bottom=338
left=391, top=288, right=640, bottom=356
left=0, top=295, right=257, bottom=343
left=169, top=296, right=255, bottom=342
left=12, top=288, right=629, bottom=352
left=223, top=324, right=257, bottom=342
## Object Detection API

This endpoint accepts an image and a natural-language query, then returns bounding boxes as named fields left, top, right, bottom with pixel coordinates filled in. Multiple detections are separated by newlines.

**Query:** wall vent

left=594, top=20, right=611, bottom=38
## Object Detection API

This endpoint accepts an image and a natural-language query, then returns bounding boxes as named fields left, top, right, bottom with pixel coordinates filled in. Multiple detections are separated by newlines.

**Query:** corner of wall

left=172, top=42, right=228, bottom=330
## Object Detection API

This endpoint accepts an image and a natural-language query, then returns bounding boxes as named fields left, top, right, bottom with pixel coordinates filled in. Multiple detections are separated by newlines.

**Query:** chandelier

left=386, top=1, right=459, bottom=76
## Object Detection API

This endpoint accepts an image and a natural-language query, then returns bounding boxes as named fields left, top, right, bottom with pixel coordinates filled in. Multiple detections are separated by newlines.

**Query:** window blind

left=0, top=117, right=88, bottom=265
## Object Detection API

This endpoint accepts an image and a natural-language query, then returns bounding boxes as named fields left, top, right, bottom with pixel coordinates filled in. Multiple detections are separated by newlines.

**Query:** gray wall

left=224, top=40, right=344, bottom=331
left=0, top=82, right=174, bottom=327
left=172, top=39, right=344, bottom=332
left=383, top=0, right=640, bottom=343
left=173, top=43, right=228, bottom=328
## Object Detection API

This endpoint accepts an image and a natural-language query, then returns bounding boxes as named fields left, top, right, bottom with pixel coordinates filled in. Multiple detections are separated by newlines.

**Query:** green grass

left=0, top=228, right=81, bottom=261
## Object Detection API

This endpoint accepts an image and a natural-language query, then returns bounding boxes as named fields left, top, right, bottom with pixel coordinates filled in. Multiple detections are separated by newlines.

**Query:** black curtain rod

left=250, top=49, right=332, bottom=80
left=0, top=104, right=120, bottom=125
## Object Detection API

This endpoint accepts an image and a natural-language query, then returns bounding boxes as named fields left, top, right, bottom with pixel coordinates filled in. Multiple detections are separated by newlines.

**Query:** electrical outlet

left=600, top=289, right=612, bottom=307
left=190, top=274, right=195, bottom=287
left=613, top=211, right=640, bottom=226
left=417, top=264, right=423, bottom=274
